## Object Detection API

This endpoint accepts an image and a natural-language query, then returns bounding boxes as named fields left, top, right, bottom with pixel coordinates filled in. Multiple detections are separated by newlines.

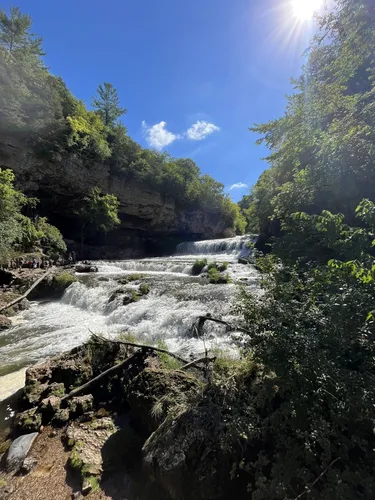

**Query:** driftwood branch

left=0, top=270, right=51, bottom=313
left=61, top=351, right=146, bottom=402
left=180, top=357, right=216, bottom=371
left=294, top=457, right=341, bottom=500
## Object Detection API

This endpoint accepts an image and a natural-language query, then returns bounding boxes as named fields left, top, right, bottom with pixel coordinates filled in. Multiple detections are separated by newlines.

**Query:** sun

left=291, top=0, right=323, bottom=21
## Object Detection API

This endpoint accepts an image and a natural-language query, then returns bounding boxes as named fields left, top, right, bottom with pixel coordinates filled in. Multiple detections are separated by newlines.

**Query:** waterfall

left=176, top=235, right=256, bottom=256
left=0, top=234, right=259, bottom=388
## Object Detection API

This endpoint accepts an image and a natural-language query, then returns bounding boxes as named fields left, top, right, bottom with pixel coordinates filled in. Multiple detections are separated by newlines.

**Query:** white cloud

left=142, top=121, right=180, bottom=150
left=229, top=182, right=248, bottom=190
left=186, top=120, right=220, bottom=141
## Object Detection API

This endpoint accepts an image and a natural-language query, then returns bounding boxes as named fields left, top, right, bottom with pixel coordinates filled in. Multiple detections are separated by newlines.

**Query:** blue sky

left=15, top=0, right=320, bottom=201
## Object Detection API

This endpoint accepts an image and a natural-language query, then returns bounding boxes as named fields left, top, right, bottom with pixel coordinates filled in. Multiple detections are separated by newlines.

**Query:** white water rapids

left=0, top=236, right=258, bottom=383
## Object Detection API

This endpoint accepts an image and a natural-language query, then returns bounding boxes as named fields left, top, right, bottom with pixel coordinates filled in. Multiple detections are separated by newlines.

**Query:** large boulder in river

left=127, top=369, right=201, bottom=433
left=75, top=264, right=98, bottom=273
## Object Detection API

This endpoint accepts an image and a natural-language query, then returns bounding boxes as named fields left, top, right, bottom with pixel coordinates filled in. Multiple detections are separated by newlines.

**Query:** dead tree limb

left=61, top=351, right=146, bottom=402
left=293, top=457, right=341, bottom=500
left=180, top=357, right=216, bottom=371
left=90, top=333, right=214, bottom=373
left=0, top=270, right=51, bottom=313
left=197, top=315, right=250, bottom=336
left=90, top=333, right=190, bottom=365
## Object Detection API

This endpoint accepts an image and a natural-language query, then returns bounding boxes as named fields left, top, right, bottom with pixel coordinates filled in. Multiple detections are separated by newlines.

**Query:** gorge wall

left=0, top=136, right=232, bottom=258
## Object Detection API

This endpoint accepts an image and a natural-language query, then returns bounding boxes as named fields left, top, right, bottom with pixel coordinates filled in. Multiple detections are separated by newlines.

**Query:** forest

left=0, top=6, right=245, bottom=262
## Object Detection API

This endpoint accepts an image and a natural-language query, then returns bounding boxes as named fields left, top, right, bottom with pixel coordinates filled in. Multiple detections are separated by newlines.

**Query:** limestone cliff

left=0, top=137, right=232, bottom=257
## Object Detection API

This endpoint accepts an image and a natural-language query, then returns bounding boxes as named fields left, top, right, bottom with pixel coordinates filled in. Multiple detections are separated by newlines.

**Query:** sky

left=14, top=0, right=322, bottom=201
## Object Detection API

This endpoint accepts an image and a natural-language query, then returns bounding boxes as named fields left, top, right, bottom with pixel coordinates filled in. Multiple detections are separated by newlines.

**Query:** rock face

left=0, top=137, right=232, bottom=257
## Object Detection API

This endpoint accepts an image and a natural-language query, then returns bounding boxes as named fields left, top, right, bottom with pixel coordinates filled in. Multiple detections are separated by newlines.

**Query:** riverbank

left=0, top=335, right=256, bottom=500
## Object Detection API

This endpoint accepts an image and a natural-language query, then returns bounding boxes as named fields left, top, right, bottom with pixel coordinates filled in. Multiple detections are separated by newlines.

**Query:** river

left=0, top=235, right=258, bottom=390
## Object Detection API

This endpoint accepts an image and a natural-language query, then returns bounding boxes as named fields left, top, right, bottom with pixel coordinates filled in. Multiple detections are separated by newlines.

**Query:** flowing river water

left=0, top=236, right=258, bottom=401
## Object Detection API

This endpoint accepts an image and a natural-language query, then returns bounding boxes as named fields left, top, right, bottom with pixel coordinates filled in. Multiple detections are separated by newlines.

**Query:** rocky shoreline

left=0, top=334, right=260, bottom=500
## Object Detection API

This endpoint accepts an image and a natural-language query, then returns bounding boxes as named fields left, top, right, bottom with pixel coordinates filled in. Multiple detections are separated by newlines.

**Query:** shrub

left=139, top=283, right=149, bottom=295
left=192, top=258, right=207, bottom=276
left=208, top=268, right=231, bottom=284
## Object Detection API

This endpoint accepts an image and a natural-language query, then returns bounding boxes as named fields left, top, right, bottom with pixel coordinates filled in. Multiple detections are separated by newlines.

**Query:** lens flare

left=291, top=0, right=323, bottom=21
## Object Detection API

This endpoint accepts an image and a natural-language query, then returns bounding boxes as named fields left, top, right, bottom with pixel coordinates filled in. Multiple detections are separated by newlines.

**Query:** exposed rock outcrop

left=0, top=137, right=232, bottom=257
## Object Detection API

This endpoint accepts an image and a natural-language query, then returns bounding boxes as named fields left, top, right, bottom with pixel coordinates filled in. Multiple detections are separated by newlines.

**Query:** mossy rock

left=14, top=408, right=42, bottom=432
left=51, top=408, right=70, bottom=426
left=29, top=270, right=78, bottom=300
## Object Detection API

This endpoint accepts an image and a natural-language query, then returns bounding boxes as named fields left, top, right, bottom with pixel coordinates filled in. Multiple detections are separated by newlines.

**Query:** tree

left=0, top=6, right=44, bottom=56
left=248, top=0, right=375, bottom=242
left=91, top=82, right=126, bottom=127
left=79, top=187, right=120, bottom=256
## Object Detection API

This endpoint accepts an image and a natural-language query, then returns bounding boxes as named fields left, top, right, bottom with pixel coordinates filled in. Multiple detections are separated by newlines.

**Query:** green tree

left=0, top=6, right=44, bottom=56
left=91, top=82, right=126, bottom=127
left=79, top=187, right=120, bottom=256
left=249, top=0, right=375, bottom=244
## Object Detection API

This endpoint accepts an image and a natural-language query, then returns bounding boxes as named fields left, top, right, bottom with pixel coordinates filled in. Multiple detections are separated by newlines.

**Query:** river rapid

left=0, top=235, right=258, bottom=385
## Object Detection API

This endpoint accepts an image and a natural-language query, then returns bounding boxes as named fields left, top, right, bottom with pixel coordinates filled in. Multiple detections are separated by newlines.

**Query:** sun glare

left=291, top=0, right=323, bottom=21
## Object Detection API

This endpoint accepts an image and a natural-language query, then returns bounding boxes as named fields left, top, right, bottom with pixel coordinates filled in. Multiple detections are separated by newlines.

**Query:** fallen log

left=0, top=270, right=51, bottom=313
left=61, top=351, right=146, bottom=402
left=90, top=334, right=212, bottom=372
left=90, top=333, right=190, bottom=365
left=180, top=356, right=216, bottom=371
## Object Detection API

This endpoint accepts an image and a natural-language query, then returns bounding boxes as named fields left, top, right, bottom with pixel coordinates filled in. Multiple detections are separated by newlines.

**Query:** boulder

left=0, top=314, right=12, bottom=331
left=5, top=432, right=38, bottom=472
left=75, top=264, right=98, bottom=273
left=14, top=408, right=42, bottom=432
left=142, top=399, right=238, bottom=500
left=0, top=269, right=15, bottom=286
left=51, top=408, right=70, bottom=425
left=40, top=395, right=61, bottom=419
left=127, top=369, right=201, bottom=434
left=68, top=394, right=94, bottom=417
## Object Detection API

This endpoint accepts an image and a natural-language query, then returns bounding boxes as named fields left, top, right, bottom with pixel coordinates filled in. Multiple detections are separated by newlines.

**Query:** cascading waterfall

left=176, top=235, right=257, bottom=256
left=0, top=234, right=259, bottom=388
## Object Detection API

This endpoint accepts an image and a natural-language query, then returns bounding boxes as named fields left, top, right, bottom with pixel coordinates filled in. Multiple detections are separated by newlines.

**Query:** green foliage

left=37, top=217, right=67, bottom=255
left=192, top=258, right=207, bottom=275
left=117, top=332, right=138, bottom=343
left=156, top=340, right=182, bottom=370
left=92, top=82, right=126, bottom=127
left=139, top=283, right=150, bottom=295
left=237, top=200, right=375, bottom=498
left=248, top=0, right=375, bottom=240
left=53, top=272, right=77, bottom=290
left=66, top=102, right=111, bottom=159
left=80, top=187, right=120, bottom=235
left=0, top=6, right=44, bottom=56
left=0, top=168, right=65, bottom=260
left=208, top=267, right=231, bottom=284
